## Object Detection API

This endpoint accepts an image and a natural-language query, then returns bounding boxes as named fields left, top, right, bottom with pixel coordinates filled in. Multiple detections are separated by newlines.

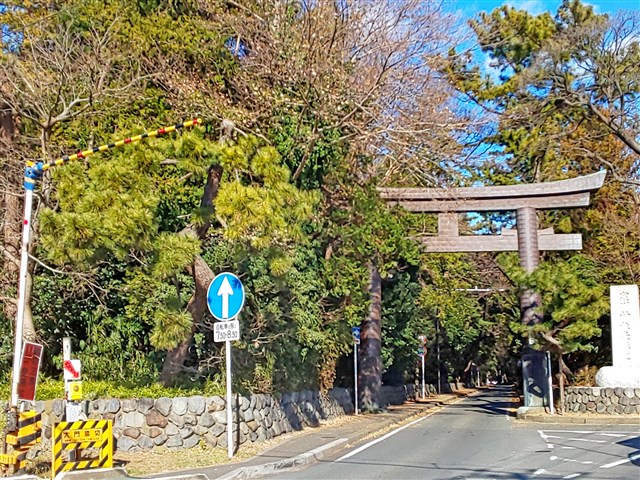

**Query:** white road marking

left=547, top=430, right=596, bottom=434
left=563, top=474, right=582, bottom=479
left=335, top=397, right=469, bottom=463
left=546, top=429, right=634, bottom=435
left=598, top=433, right=628, bottom=437
left=550, top=455, right=593, bottom=465
left=533, top=468, right=546, bottom=475
left=600, top=452, right=640, bottom=469
left=547, top=443, right=554, bottom=449
left=561, top=446, right=576, bottom=450
left=567, top=437, right=606, bottom=443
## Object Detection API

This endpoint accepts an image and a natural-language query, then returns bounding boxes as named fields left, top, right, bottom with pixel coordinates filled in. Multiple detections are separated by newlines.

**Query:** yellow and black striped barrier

left=0, top=410, right=42, bottom=472
left=52, top=419, right=113, bottom=480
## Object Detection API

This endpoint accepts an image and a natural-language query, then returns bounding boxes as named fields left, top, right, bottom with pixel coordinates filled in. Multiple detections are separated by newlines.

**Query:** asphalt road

left=266, top=386, right=640, bottom=479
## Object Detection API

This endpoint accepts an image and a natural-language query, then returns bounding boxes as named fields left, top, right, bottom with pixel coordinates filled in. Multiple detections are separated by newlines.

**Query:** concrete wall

left=565, top=386, right=640, bottom=414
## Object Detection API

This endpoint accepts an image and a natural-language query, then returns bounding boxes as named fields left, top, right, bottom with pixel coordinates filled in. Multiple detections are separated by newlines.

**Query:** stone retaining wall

left=382, top=382, right=463, bottom=405
left=12, top=382, right=458, bottom=453
left=34, top=388, right=354, bottom=452
left=565, top=386, right=640, bottom=414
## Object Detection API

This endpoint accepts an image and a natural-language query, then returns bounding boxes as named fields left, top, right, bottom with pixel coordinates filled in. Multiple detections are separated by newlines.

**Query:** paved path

left=257, top=386, right=640, bottom=479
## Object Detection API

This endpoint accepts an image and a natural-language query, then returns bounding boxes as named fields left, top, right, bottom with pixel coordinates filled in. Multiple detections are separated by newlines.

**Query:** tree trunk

left=158, top=163, right=223, bottom=384
left=2, top=187, right=20, bottom=321
left=359, top=262, right=382, bottom=412
left=1, top=103, right=36, bottom=341
left=159, top=254, right=216, bottom=384
left=520, top=289, right=542, bottom=328
left=1, top=100, right=18, bottom=319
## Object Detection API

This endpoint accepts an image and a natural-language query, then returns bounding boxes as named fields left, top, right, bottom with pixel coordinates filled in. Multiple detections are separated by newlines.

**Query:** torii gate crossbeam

left=379, top=171, right=606, bottom=272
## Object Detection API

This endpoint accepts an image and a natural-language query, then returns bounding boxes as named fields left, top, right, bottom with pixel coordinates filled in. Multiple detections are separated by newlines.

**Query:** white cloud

left=504, top=0, right=549, bottom=15
left=583, top=2, right=601, bottom=14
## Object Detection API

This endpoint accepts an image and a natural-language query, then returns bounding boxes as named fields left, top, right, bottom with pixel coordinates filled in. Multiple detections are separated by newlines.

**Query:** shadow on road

left=619, top=435, right=640, bottom=467
left=432, top=386, right=519, bottom=417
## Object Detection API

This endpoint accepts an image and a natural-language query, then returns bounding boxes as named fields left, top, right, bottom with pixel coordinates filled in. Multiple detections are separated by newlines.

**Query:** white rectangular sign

left=214, top=319, right=240, bottom=342
left=610, top=285, right=640, bottom=367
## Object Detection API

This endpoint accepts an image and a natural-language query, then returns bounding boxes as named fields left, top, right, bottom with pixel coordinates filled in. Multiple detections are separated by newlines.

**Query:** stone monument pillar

left=596, top=285, right=640, bottom=387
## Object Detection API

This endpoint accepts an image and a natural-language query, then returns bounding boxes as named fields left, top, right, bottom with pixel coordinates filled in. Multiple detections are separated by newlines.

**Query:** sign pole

left=546, top=351, right=555, bottom=414
left=226, top=338, right=233, bottom=458
left=10, top=188, right=34, bottom=409
left=417, top=335, right=427, bottom=399
left=436, top=320, right=441, bottom=394
left=207, top=272, right=245, bottom=460
left=351, top=326, right=360, bottom=415
left=353, top=344, right=358, bottom=416
left=421, top=354, right=425, bottom=399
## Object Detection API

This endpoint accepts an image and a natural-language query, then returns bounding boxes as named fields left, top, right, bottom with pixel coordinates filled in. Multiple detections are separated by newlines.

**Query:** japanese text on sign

left=18, top=342, right=43, bottom=402
left=61, top=428, right=103, bottom=443
left=214, top=320, right=240, bottom=342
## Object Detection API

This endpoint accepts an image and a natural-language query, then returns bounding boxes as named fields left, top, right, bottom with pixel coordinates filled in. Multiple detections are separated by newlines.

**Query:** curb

left=518, top=414, right=640, bottom=425
left=57, top=468, right=133, bottom=480
left=3, top=468, right=133, bottom=480
left=0, top=475, right=42, bottom=480
left=139, top=474, right=209, bottom=480
left=215, top=438, right=347, bottom=480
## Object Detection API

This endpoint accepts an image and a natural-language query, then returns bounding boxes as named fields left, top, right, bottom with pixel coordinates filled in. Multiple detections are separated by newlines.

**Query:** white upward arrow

left=217, top=276, right=234, bottom=319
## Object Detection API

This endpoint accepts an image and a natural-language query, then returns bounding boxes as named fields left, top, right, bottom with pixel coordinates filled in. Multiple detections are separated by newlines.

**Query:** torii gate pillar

left=379, top=171, right=606, bottom=407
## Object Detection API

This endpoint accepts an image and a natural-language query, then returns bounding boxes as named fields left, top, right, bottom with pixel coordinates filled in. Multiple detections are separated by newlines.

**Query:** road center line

left=335, top=415, right=428, bottom=462
left=336, top=396, right=468, bottom=463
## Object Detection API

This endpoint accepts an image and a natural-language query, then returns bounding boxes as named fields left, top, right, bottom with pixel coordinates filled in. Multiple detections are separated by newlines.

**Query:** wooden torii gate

left=379, top=171, right=606, bottom=272
left=378, top=171, right=606, bottom=407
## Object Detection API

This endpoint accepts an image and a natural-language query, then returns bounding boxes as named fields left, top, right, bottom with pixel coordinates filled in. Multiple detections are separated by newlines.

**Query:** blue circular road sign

left=351, top=327, right=361, bottom=341
left=207, top=272, right=245, bottom=321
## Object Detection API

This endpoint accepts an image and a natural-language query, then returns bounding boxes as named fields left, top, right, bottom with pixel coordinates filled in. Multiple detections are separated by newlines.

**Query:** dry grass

left=115, top=414, right=362, bottom=476
left=114, top=442, right=270, bottom=476
left=14, top=414, right=361, bottom=478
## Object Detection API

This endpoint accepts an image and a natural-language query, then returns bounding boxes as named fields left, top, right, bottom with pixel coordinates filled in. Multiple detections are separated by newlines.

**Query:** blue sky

left=457, top=0, right=639, bottom=17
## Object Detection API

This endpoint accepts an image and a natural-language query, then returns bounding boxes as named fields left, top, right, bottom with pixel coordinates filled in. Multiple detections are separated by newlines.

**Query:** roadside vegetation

left=0, top=0, right=638, bottom=410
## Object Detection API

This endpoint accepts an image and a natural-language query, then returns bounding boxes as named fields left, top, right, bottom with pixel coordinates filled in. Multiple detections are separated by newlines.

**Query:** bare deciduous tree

left=217, top=0, right=475, bottom=186
left=0, top=4, right=146, bottom=339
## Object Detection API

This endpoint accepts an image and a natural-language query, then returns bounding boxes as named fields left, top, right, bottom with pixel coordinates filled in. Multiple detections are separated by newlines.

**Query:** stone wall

left=382, top=382, right=463, bottom=405
left=381, top=385, right=417, bottom=405
left=34, top=388, right=354, bottom=452
left=12, top=382, right=454, bottom=454
left=565, top=386, right=640, bottom=414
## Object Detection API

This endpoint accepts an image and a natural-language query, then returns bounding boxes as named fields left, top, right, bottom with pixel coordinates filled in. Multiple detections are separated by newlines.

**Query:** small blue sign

left=351, top=327, right=361, bottom=343
left=207, top=272, right=245, bottom=321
